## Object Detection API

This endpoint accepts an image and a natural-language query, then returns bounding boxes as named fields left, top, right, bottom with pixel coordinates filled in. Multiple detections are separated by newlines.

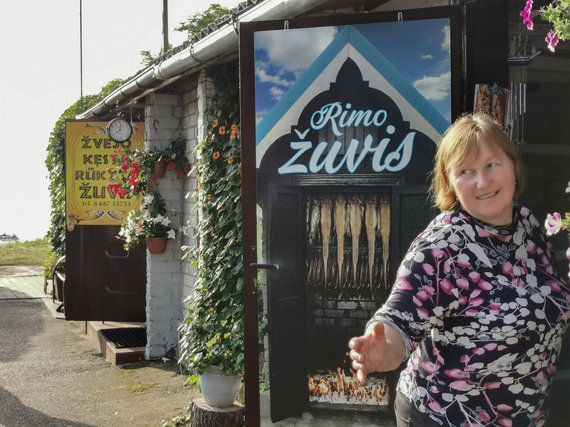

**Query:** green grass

left=0, top=239, right=51, bottom=266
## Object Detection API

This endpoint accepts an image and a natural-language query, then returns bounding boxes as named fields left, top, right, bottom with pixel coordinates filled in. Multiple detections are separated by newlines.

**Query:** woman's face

left=447, top=137, right=516, bottom=226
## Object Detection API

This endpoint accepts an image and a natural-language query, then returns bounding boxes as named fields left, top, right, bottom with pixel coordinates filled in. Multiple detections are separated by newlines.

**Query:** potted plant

left=161, top=137, right=193, bottom=178
left=118, top=191, right=176, bottom=253
left=107, top=147, right=155, bottom=198
left=107, top=138, right=192, bottom=198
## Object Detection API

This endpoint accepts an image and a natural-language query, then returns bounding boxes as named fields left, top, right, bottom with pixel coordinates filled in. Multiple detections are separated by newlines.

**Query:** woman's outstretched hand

left=348, top=321, right=406, bottom=383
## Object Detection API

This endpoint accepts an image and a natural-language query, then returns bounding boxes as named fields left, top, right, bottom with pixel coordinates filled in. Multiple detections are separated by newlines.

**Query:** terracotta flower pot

left=146, top=237, right=167, bottom=254
left=149, top=159, right=168, bottom=178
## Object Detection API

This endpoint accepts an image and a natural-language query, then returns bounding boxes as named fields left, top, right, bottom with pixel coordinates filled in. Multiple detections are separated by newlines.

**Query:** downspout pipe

left=77, top=0, right=329, bottom=119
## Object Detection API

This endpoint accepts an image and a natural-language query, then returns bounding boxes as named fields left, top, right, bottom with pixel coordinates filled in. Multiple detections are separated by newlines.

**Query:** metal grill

left=101, top=327, right=147, bottom=348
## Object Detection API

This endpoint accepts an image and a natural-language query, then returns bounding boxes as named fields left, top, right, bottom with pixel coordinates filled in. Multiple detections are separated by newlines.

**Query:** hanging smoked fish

left=379, top=196, right=391, bottom=288
left=334, top=196, right=346, bottom=288
left=306, top=197, right=312, bottom=241
left=308, top=198, right=320, bottom=245
left=320, top=198, right=332, bottom=289
left=365, top=197, right=378, bottom=294
left=349, top=196, right=363, bottom=288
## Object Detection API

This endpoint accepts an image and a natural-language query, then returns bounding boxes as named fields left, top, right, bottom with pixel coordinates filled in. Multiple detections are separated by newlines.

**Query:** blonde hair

left=431, top=113, right=525, bottom=211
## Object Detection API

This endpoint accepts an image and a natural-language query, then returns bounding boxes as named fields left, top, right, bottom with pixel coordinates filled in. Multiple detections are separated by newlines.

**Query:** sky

left=0, top=0, right=241, bottom=242
left=254, top=18, right=451, bottom=125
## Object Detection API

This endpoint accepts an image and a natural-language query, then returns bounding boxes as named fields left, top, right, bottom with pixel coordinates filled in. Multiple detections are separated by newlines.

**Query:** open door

left=240, top=6, right=462, bottom=423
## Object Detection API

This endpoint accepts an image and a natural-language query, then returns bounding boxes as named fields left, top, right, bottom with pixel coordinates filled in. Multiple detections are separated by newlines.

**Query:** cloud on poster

left=413, top=71, right=451, bottom=100
left=441, top=24, right=450, bottom=52
left=413, top=25, right=451, bottom=101
left=255, top=27, right=338, bottom=71
left=255, top=26, right=338, bottom=101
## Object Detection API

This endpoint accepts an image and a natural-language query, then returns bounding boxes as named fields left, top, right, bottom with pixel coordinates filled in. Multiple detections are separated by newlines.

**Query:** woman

left=349, top=113, right=569, bottom=426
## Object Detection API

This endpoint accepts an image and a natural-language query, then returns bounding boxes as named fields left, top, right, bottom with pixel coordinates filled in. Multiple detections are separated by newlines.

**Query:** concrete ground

left=0, top=267, right=200, bottom=427
left=3, top=267, right=567, bottom=426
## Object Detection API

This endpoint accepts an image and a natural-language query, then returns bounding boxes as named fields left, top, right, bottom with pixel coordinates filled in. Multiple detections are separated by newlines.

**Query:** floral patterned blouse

left=370, top=205, right=569, bottom=426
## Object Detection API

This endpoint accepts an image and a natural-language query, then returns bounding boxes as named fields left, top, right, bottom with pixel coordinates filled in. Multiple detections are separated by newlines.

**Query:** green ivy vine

left=45, top=79, right=124, bottom=255
left=179, top=62, right=244, bottom=377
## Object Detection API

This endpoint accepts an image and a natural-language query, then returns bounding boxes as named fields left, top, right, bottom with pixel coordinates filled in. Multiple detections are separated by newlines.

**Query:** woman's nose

left=475, top=171, right=490, bottom=188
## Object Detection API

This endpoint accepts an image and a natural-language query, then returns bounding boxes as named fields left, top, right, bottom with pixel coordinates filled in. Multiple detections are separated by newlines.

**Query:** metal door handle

left=250, top=263, right=279, bottom=271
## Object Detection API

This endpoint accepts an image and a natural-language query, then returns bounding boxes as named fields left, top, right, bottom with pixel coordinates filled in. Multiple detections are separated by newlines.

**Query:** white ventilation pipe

left=78, top=0, right=329, bottom=119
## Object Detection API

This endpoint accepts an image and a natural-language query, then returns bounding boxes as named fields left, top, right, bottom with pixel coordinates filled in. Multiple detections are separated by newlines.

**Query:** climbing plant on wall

left=179, top=62, right=244, bottom=377
left=45, top=79, right=124, bottom=255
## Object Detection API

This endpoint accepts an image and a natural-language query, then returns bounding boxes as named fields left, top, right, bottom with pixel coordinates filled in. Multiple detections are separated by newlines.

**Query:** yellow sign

left=65, top=120, right=144, bottom=227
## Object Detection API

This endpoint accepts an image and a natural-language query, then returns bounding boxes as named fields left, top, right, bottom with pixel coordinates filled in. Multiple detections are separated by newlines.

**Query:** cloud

left=255, top=27, right=337, bottom=72
left=413, top=71, right=451, bottom=101
left=269, top=86, right=285, bottom=101
left=256, top=108, right=269, bottom=125
left=255, top=64, right=293, bottom=87
left=441, top=25, right=450, bottom=53
left=421, top=54, right=433, bottom=60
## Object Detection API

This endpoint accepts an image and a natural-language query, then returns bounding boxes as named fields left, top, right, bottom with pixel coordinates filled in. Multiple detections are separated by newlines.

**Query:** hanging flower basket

left=146, top=237, right=167, bottom=254
left=149, top=158, right=168, bottom=179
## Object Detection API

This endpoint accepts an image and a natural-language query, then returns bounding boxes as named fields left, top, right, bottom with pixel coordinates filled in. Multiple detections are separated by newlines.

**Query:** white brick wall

left=142, top=72, right=214, bottom=360
left=144, top=92, right=184, bottom=360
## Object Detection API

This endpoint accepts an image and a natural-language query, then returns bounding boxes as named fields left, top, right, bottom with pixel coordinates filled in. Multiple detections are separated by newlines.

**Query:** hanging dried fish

left=380, top=196, right=391, bottom=288
left=349, top=196, right=363, bottom=288
left=365, top=197, right=378, bottom=294
left=316, top=255, right=323, bottom=288
left=308, top=198, right=320, bottom=245
left=307, top=255, right=315, bottom=286
left=334, top=196, right=346, bottom=289
left=320, top=198, right=332, bottom=288
left=360, top=262, right=368, bottom=291
left=306, top=197, right=312, bottom=241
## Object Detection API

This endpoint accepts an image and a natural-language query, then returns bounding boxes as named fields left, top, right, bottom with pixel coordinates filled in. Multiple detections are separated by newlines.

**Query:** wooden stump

left=190, top=397, right=244, bottom=426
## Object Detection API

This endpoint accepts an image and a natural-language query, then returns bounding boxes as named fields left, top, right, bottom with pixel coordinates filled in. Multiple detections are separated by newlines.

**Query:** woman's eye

left=487, top=163, right=497, bottom=168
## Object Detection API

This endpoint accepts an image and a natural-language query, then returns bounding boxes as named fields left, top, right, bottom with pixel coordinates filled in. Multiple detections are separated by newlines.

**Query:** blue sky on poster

left=254, top=18, right=451, bottom=125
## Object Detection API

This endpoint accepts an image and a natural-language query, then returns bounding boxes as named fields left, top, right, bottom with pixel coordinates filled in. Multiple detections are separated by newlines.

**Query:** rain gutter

left=77, top=0, right=329, bottom=119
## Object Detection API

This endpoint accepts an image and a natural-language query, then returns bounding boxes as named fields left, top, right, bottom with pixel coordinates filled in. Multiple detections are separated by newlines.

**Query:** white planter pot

left=199, top=365, right=242, bottom=408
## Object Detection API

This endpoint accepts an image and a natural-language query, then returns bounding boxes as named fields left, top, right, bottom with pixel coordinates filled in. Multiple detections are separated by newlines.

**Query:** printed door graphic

left=266, top=186, right=307, bottom=422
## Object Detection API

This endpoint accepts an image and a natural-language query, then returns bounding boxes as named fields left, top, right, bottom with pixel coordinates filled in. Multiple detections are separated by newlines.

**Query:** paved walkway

left=0, top=273, right=46, bottom=300
left=0, top=267, right=199, bottom=427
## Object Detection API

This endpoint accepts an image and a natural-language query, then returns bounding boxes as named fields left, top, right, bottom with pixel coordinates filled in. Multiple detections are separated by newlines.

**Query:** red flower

left=121, top=163, right=129, bottom=171
left=184, top=165, right=192, bottom=174
left=176, top=169, right=183, bottom=177
left=219, top=126, right=226, bottom=135
left=132, top=162, right=139, bottom=169
left=168, top=161, right=176, bottom=170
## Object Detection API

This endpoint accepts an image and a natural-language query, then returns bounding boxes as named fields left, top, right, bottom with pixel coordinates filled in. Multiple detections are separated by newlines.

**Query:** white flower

left=167, top=229, right=176, bottom=239
left=161, top=216, right=171, bottom=226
